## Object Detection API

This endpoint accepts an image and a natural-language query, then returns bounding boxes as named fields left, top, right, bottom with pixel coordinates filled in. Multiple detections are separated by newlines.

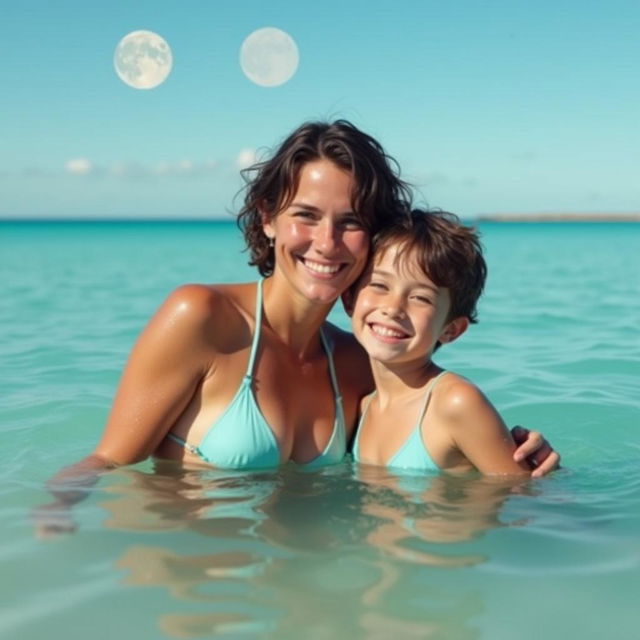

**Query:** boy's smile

left=368, top=322, right=411, bottom=342
left=352, top=244, right=458, bottom=367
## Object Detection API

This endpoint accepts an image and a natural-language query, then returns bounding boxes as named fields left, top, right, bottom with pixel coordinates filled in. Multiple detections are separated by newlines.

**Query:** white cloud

left=236, top=148, right=257, bottom=170
left=109, top=160, right=219, bottom=179
left=65, top=158, right=93, bottom=175
left=24, top=157, right=224, bottom=180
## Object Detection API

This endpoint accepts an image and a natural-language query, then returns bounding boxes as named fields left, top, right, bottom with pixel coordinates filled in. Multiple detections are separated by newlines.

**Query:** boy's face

left=351, top=243, right=465, bottom=367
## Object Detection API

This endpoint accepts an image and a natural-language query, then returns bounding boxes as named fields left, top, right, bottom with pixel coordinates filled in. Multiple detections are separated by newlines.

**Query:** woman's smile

left=264, top=159, right=369, bottom=304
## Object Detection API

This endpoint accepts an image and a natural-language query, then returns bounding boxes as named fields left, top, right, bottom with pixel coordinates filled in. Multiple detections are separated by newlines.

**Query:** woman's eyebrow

left=289, top=202, right=356, bottom=215
left=289, top=202, right=320, bottom=211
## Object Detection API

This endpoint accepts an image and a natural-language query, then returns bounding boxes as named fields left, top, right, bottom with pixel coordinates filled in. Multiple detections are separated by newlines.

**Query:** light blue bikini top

left=353, top=371, right=448, bottom=471
left=167, top=279, right=346, bottom=470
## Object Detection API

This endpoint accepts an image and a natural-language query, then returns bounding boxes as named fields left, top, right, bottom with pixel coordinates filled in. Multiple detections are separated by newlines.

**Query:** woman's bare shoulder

left=157, top=282, right=254, bottom=347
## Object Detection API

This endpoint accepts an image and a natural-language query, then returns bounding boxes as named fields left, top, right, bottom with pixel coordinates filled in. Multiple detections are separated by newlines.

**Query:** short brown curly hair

left=372, top=209, right=487, bottom=323
left=236, top=120, right=412, bottom=276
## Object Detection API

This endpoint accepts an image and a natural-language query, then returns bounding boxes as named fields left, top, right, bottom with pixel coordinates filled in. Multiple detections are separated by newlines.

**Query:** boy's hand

left=511, top=426, right=561, bottom=478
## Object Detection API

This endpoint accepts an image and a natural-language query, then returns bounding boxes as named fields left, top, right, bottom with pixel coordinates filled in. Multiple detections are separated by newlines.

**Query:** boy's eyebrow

left=371, top=267, right=395, bottom=277
left=372, top=267, right=438, bottom=293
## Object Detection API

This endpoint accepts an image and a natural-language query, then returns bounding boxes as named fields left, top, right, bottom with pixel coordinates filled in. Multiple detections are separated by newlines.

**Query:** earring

left=268, top=237, right=275, bottom=249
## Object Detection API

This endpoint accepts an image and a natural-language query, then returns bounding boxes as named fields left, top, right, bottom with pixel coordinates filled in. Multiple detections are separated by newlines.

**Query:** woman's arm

left=511, top=426, right=561, bottom=477
left=93, top=284, right=215, bottom=465
left=35, top=285, right=221, bottom=534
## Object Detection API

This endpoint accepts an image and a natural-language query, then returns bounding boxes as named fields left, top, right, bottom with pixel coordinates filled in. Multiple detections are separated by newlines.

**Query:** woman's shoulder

left=154, top=281, right=256, bottom=348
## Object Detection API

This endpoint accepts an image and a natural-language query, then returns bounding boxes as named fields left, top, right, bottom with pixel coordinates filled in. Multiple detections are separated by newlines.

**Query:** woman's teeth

left=303, top=259, right=341, bottom=274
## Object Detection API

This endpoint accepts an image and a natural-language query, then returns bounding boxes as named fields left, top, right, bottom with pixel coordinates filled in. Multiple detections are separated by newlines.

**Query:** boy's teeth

left=372, top=324, right=405, bottom=338
left=304, top=259, right=340, bottom=274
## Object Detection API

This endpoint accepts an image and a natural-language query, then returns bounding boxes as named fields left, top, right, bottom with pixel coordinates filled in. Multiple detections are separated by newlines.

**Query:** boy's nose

left=381, top=298, right=406, bottom=318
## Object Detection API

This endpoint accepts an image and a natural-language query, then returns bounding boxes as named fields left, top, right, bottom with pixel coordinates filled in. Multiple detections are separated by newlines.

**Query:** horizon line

left=2, top=212, right=640, bottom=223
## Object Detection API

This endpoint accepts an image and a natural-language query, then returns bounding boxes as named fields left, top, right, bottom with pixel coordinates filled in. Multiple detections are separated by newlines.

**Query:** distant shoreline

left=476, top=213, right=640, bottom=222
left=0, top=218, right=236, bottom=224
left=2, top=213, right=640, bottom=224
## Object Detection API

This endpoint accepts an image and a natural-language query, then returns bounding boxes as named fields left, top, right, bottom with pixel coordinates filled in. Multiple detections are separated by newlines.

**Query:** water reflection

left=356, top=465, right=530, bottom=566
left=102, top=462, right=530, bottom=638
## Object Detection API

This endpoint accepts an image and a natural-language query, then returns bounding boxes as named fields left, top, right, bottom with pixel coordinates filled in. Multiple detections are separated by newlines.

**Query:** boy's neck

left=369, top=358, right=440, bottom=407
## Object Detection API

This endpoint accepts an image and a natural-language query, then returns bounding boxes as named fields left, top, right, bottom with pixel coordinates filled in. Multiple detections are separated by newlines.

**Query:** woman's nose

left=314, top=220, right=338, bottom=253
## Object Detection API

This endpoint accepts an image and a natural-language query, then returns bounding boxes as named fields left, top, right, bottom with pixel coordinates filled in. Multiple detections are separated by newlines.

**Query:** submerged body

left=353, top=370, right=447, bottom=471
left=353, top=368, right=527, bottom=475
left=37, top=122, right=558, bottom=537
left=164, top=279, right=347, bottom=469
left=98, top=158, right=372, bottom=470
left=350, top=211, right=537, bottom=476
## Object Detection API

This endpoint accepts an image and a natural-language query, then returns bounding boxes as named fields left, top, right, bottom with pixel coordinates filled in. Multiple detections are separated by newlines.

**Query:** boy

left=349, top=209, right=531, bottom=475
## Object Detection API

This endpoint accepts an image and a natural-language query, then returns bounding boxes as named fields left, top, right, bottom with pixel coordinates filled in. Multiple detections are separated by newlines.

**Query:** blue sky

left=1, top=0, right=638, bottom=219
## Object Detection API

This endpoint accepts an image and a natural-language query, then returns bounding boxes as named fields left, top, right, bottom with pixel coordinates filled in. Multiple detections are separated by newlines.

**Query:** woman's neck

left=261, top=276, right=335, bottom=358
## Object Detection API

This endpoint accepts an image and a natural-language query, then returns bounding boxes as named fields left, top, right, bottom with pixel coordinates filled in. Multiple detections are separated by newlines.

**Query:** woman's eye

left=340, top=217, right=363, bottom=230
left=292, top=211, right=316, bottom=221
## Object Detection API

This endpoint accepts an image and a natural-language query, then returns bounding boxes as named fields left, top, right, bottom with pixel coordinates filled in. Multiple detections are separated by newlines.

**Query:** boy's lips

left=368, top=322, right=410, bottom=341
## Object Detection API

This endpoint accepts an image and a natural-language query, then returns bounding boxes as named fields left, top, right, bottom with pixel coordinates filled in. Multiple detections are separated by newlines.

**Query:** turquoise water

left=1, top=221, right=639, bottom=639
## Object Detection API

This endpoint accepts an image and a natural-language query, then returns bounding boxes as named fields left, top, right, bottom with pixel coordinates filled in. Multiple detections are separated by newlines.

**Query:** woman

left=41, top=121, right=558, bottom=517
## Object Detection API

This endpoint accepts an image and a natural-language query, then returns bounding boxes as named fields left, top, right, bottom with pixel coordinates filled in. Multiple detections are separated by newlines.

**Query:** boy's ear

left=438, top=317, right=469, bottom=345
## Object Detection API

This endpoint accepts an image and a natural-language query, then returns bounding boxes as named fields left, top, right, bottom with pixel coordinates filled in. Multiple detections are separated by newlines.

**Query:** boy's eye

left=368, top=281, right=387, bottom=290
left=413, top=295, right=433, bottom=305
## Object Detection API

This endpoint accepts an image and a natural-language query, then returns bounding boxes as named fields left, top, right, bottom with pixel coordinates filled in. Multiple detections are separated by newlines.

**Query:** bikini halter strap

left=415, top=370, right=449, bottom=426
left=244, top=279, right=264, bottom=380
left=320, top=329, right=342, bottom=402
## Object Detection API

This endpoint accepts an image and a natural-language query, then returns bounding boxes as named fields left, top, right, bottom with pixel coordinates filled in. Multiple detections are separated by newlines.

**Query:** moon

left=114, top=30, right=173, bottom=90
left=240, top=27, right=299, bottom=87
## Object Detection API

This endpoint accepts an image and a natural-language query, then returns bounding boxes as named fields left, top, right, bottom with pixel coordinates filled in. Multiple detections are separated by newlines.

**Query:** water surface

left=1, top=221, right=638, bottom=639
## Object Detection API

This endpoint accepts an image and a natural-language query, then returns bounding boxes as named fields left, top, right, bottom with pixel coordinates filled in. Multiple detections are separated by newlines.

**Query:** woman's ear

left=260, top=204, right=275, bottom=238
left=438, top=317, right=469, bottom=345
left=263, top=225, right=275, bottom=241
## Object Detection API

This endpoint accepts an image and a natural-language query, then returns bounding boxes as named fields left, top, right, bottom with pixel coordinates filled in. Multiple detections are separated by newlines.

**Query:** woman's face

left=263, top=159, right=370, bottom=305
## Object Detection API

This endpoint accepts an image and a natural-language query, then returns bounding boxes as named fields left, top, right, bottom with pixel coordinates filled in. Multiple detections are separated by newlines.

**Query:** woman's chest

left=191, top=346, right=342, bottom=463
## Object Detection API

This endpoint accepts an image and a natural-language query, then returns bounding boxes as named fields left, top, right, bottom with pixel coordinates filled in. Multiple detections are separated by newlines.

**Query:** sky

left=1, top=0, right=639, bottom=219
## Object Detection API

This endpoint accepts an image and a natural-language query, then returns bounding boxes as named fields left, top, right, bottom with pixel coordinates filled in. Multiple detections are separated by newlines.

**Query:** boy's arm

left=440, top=379, right=530, bottom=475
